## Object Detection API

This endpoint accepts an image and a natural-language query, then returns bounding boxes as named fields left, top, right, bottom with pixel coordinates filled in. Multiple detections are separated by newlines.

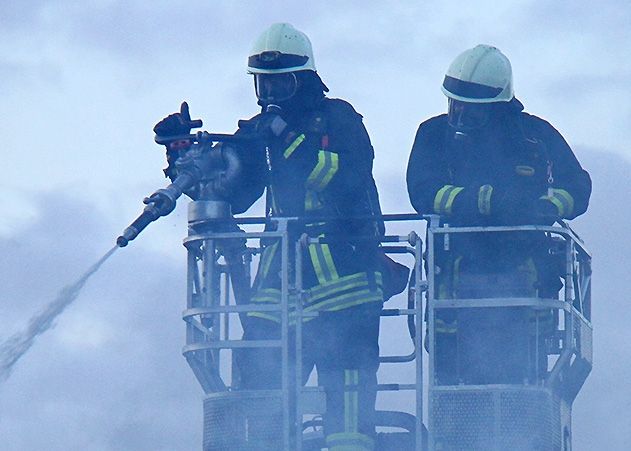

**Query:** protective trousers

left=237, top=304, right=380, bottom=450
left=433, top=255, right=553, bottom=385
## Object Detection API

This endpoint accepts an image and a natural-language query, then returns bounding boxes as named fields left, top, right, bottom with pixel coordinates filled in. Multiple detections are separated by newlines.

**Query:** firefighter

left=155, top=23, right=384, bottom=450
left=406, top=44, right=591, bottom=384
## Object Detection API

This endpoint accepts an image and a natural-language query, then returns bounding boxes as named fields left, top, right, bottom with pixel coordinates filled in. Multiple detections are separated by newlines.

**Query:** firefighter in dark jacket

left=406, top=44, right=591, bottom=384
left=156, top=23, right=384, bottom=451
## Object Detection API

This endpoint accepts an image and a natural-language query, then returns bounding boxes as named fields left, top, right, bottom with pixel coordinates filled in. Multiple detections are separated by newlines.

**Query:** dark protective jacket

left=406, top=106, right=591, bottom=285
left=232, top=96, right=386, bottom=322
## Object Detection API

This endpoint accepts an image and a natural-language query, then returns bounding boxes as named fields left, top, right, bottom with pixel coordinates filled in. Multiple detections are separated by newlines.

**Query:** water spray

left=0, top=246, right=118, bottom=382
left=0, top=103, right=257, bottom=383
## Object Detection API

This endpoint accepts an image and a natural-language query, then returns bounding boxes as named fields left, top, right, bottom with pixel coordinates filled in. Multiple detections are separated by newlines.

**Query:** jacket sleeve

left=406, top=116, right=461, bottom=217
left=532, top=116, right=592, bottom=219
left=225, top=119, right=268, bottom=214
left=311, top=99, right=385, bottom=237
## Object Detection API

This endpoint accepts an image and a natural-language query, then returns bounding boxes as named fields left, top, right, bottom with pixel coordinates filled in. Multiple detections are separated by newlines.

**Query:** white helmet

left=247, top=23, right=316, bottom=74
left=441, top=44, right=514, bottom=104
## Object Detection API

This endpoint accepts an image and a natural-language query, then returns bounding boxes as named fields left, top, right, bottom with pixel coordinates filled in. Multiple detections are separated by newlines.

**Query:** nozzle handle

left=180, top=101, right=203, bottom=129
left=116, top=206, right=160, bottom=247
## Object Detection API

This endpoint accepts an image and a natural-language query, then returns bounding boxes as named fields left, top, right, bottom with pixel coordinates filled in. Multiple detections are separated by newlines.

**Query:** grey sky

left=1, top=1, right=629, bottom=449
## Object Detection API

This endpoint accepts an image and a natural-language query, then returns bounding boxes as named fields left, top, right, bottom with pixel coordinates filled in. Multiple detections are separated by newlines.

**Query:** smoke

left=0, top=246, right=117, bottom=382
left=0, top=193, right=201, bottom=451
left=0, top=148, right=629, bottom=450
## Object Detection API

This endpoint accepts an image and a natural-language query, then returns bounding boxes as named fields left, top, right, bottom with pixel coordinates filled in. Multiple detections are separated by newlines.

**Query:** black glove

left=254, top=108, right=288, bottom=139
left=143, top=190, right=176, bottom=217
left=491, top=187, right=537, bottom=223
left=534, top=197, right=560, bottom=223
left=153, top=101, right=194, bottom=137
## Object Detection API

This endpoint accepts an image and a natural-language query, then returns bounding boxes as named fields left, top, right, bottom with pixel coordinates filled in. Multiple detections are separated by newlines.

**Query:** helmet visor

left=447, top=99, right=494, bottom=132
left=249, top=51, right=309, bottom=71
left=254, top=72, right=298, bottom=103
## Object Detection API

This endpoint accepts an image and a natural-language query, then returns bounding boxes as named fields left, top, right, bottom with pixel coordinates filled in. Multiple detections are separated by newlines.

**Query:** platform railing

left=424, top=215, right=592, bottom=451
left=181, top=211, right=428, bottom=450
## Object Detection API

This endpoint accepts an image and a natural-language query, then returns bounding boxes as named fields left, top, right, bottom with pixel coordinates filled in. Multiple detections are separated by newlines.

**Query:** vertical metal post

left=223, top=271, right=230, bottom=342
left=427, top=217, right=437, bottom=450
left=280, top=224, right=291, bottom=451
left=413, top=235, right=424, bottom=450
left=186, top=247, right=196, bottom=348
left=565, top=238, right=576, bottom=359
left=294, top=237, right=305, bottom=451
left=204, top=239, right=220, bottom=364
left=565, top=239, right=573, bottom=305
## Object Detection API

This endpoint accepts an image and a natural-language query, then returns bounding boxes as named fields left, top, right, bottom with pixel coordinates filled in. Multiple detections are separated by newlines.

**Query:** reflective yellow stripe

left=305, top=287, right=383, bottom=312
left=283, top=133, right=305, bottom=159
left=435, top=318, right=457, bottom=333
left=518, top=258, right=538, bottom=297
left=326, top=432, right=374, bottom=451
left=433, top=185, right=452, bottom=213
left=306, top=150, right=339, bottom=191
left=327, top=445, right=371, bottom=451
left=444, top=186, right=464, bottom=214
left=451, top=255, right=463, bottom=297
left=343, top=369, right=359, bottom=433
left=433, top=185, right=464, bottom=215
left=477, top=184, right=493, bottom=215
left=259, top=243, right=278, bottom=279
left=352, top=371, right=358, bottom=433
left=250, top=294, right=280, bottom=303
left=344, top=370, right=351, bottom=433
left=270, top=189, right=280, bottom=215
left=247, top=312, right=283, bottom=322
left=251, top=288, right=297, bottom=304
left=249, top=294, right=383, bottom=322
left=308, top=272, right=383, bottom=305
left=309, top=239, right=339, bottom=284
left=540, top=189, right=574, bottom=217
left=305, top=189, right=322, bottom=211
left=515, top=165, right=535, bottom=176
left=247, top=272, right=383, bottom=322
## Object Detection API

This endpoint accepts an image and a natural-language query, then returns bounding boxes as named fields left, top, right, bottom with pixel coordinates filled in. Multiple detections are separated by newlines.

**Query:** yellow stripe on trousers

left=308, top=239, right=339, bottom=284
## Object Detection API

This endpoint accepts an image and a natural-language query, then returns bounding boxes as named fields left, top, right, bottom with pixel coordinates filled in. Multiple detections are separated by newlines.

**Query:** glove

left=143, top=190, right=176, bottom=217
left=490, top=187, right=537, bottom=224
left=153, top=101, right=194, bottom=137
left=254, top=109, right=288, bottom=139
left=533, top=197, right=560, bottom=223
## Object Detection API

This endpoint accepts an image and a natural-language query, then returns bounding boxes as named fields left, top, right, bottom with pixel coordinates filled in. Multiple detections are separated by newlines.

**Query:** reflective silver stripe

left=306, top=150, right=339, bottom=191
left=477, top=184, right=493, bottom=215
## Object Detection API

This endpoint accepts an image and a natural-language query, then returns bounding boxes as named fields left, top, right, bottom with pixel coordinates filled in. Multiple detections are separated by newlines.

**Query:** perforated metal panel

left=432, top=391, right=495, bottom=450
left=431, top=387, right=562, bottom=451
left=577, top=318, right=593, bottom=363
left=203, top=391, right=283, bottom=451
left=498, top=390, right=559, bottom=450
